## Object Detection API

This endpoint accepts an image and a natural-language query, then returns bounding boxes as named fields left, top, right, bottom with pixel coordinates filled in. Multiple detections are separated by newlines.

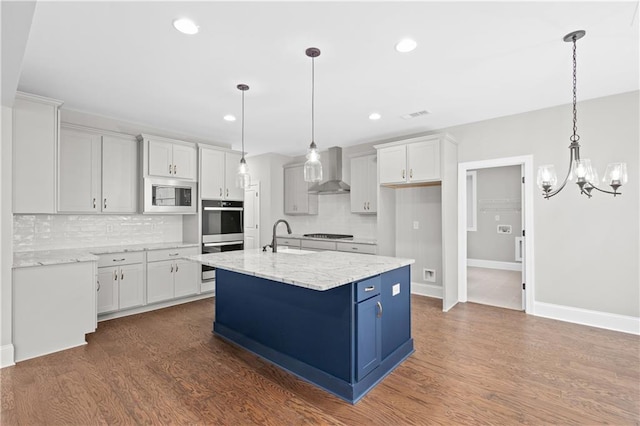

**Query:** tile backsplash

left=13, top=214, right=182, bottom=251
left=283, top=194, right=377, bottom=238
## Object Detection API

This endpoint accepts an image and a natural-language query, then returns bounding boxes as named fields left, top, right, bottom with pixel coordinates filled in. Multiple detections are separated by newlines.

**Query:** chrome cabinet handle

left=377, top=301, right=383, bottom=318
left=174, top=165, right=177, bottom=175
left=368, top=202, right=371, bottom=210
left=113, top=258, right=125, bottom=262
left=170, top=265, right=174, bottom=273
left=113, top=270, right=117, bottom=280
left=402, top=169, right=405, bottom=179
left=352, top=247, right=359, bottom=251
left=169, top=164, right=172, bottom=174
left=175, top=264, right=179, bottom=272
left=363, top=202, right=366, bottom=210
left=104, top=198, right=107, bottom=209
left=219, top=188, right=223, bottom=197
left=410, top=169, right=413, bottom=179
left=364, top=286, right=375, bottom=292
left=97, top=280, right=100, bottom=291
left=93, top=198, right=96, bottom=209
left=168, top=253, right=179, bottom=257
left=121, top=271, right=124, bottom=280
left=226, top=188, right=229, bottom=197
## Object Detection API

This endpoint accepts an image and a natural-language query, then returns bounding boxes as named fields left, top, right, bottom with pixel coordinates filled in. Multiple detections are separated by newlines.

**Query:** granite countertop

left=187, top=249, right=413, bottom=291
left=277, top=233, right=377, bottom=245
left=13, top=242, right=200, bottom=268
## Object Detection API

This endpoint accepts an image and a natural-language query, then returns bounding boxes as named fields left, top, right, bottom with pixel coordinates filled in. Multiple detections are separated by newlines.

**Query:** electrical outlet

left=413, top=221, right=419, bottom=230
left=392, top=283, right=400, bottom=296
left=423, top=268, right=436, bottom=282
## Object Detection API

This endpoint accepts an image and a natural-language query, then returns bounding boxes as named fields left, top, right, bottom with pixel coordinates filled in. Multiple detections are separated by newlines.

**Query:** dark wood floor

left=1, top=296, right=639, bottom=425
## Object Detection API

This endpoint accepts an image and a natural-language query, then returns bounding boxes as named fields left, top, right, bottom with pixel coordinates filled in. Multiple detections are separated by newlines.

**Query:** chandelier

left=537, top=30, right=627, bottom=199
left=236, top=83, right=251, bottom=189
left=303, top=47, right=323, bottom=183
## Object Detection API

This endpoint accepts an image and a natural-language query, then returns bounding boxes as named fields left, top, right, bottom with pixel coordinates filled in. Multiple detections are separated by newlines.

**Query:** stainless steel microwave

left=143, top=178, right=197, bottom=214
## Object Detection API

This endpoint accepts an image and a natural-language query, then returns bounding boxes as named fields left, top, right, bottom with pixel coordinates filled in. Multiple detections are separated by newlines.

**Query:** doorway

left=457, top=156, right=535, bottom=314
left=244, top=181, right=260, bottom=249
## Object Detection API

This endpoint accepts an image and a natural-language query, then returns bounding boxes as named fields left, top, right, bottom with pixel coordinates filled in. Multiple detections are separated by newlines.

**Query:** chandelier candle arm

left=536, top=30, right=627, bottom=199
left=236, top=83, right=251, bottom=189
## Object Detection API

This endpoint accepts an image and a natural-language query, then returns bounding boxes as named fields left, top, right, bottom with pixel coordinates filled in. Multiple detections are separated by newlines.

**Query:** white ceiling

left=15, top=1, right=639, bottom=157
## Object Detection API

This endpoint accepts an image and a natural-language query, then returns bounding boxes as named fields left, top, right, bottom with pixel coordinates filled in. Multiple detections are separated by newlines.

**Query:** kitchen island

left=189, top=249, right=414, bottom=403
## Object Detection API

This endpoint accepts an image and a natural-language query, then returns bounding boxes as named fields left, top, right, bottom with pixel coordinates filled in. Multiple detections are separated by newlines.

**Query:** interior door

left=244, top=182, right=260, bottom=249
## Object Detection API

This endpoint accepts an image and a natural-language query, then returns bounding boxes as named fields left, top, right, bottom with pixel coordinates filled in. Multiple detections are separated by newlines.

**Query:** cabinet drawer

left=336, top=242, right=377, bottom=255
left=301, top=240, right=337, bottom=251
left=97, top=251, right=144, bottom=267
left=147, top=246, right=199, bottom=263
left=276, top=238, right=301, bottom=248
left=355, top=275, right=381, bottom=302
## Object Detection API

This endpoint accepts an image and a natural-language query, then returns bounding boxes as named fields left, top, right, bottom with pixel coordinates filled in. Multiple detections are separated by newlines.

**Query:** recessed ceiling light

left=395, top=38, right=417, bottom=53
left=173, top=18, right=199, bottom=35
left=223, top=115, right=236, bottom=122
left=369, top=113, right=382, bottom=121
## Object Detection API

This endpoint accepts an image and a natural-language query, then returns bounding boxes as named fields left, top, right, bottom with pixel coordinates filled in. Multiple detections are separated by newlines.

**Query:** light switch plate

left=392, top=283, right=400, bottom=296
left=413, top=221, right=419, bottom=230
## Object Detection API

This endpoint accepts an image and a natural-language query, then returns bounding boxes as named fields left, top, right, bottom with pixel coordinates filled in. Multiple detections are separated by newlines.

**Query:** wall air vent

left=401, top=110, right=430, bottom=120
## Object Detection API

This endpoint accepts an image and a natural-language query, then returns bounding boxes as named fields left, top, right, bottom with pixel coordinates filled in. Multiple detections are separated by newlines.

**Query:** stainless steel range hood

left=308, top=146, right=350, bottom=194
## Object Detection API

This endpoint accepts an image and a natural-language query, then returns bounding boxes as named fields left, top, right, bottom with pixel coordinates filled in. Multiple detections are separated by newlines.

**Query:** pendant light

left=303, top=47, right=323, bottom=182
left=236, top=83, right=251, bottom=189
left=537, top=30, right=627, bottom=199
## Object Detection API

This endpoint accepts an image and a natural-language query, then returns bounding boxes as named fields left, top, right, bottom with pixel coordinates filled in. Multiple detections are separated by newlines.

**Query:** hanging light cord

left=311, top=55, right=315, bottom=144
left=570, top=36, right=579, bottom=144
left=241, top=88, right=245, bottom=159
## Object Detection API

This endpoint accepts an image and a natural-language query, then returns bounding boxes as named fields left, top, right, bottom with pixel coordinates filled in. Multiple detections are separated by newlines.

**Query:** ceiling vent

left=401, top=110, right=430, bottom=120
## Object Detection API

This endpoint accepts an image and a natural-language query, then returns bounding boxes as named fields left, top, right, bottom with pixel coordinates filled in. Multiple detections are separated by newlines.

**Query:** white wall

left=447, top=91, right=639, bottom=317
left=1, top=105, right=14, bottom=366
left=13, top=214, right=183, bottom=251
left=467, top=165, right=522, bottom=262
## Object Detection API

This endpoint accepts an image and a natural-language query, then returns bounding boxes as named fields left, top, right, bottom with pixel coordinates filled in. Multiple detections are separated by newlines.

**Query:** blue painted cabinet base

left=214, top=267, right=414, bottom=404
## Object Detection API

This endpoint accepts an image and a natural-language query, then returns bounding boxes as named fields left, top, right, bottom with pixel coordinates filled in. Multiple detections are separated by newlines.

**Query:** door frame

left=244, top=181, right=261, bottom=249
left=457, top=155, right=535, bottom=314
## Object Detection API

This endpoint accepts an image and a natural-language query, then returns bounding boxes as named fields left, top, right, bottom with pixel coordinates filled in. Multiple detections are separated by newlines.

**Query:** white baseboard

left=0, top=344, right=15, bottom=368
left=411, top=282, right=442, bottom=299
left=98, top=292, right=214, bottom=322
left=534, top=301, right=640, bottom=335
left=467, top=258, right=522, bottom=271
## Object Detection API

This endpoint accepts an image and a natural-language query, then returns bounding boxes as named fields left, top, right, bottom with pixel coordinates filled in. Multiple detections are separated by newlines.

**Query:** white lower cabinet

left=147, top=247, right=199, bottom=303
left=97, top=252, right=144, bottom=314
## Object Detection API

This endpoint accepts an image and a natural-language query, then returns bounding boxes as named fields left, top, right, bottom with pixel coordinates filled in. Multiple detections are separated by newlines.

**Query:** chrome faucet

left=270, top=219, right=292, bottom=253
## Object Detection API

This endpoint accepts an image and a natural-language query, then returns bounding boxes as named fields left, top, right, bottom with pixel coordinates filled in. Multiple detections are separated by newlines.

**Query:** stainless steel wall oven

left=201, top=199, right=244, bottom=281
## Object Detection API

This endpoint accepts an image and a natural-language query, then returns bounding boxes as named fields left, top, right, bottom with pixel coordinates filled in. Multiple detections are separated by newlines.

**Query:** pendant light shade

left=536, top=30, right=627, bottom=199
left=304, top=47, right=323, bottom=183
left=236, top=84, right=251, bottom=189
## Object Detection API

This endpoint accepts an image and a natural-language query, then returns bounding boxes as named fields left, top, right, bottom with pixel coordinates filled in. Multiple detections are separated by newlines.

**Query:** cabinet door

left=283, top=166, right=298, bottom=214
left=225, top=152, right=244, bottom=200
left=58, top=127, right=101, bottom=212
left=378, top=145, right=407, bottom=184
left=172, top=143, right=197, bottom=180
left=366, top=155, right=378, bottom=212
left=173, top=259, right=199, bottom=298
left=380, top=266, right=411, bottom=359
left=147, top=260, right=175, bottom=303
left=356, top=294, right=382, bottom=381
left=201, top=148, right=225, bottom=199
left=350, top=156, right=367, bottom=213
left=12, top=96, right=59, bottom=214
left=407, top=140, right=440, bottom=182
left=97, top=267, right=119, bottom=314
left=102, top=135, right=138, bottom=213
left=118, top=263, right=144, bottom=310
left=148, top=140, right=173, bottom=177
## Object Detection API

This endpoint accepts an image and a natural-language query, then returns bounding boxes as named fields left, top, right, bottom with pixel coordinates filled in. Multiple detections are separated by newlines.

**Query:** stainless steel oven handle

left=203, top=207, right=244, bottom=211
left=203, top=241, right=244, bottom=247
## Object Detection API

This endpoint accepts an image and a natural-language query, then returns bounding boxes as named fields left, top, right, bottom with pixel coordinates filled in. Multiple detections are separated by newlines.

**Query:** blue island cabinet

left=213, top=265, right=413, bottom=403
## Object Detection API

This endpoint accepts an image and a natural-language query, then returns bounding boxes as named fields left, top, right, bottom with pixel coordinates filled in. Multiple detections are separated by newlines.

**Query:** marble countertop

left=13, top=242, right=200, bottom=268
left=277, top=234, right=377, bottom=245
left=187, top=249, right=413, bottom=291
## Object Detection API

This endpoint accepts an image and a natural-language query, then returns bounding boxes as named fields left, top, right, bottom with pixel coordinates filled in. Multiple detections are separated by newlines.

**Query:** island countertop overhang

left=187, top=249, right=414, bottom=291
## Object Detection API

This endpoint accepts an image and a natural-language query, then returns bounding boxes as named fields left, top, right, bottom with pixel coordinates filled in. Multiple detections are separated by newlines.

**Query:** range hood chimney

left=308, top=147, right=350, bottom=194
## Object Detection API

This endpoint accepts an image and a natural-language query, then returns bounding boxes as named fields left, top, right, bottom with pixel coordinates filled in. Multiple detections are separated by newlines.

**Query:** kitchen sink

left=277, top=248, right=315, bottom=255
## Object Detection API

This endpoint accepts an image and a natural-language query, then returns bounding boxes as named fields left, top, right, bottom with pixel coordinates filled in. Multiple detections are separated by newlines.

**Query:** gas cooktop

left=303, top=233, right=354, bottom=240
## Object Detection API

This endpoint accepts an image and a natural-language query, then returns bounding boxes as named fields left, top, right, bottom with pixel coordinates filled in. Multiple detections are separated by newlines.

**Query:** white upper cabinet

left=12, top=92, right=63, bottom=214
left=200, top=146, right=243, bottom=200
left=283, top=164, right=318, bottom=215
left=58, top=125, right=138, bottom=213
left=378, top=138, right=441, bottom=185
left=350, top=154, right=377, bottom=214
left=102, top=135, right=138, bottom=213
left=141, top=134, right=197, bottom=181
